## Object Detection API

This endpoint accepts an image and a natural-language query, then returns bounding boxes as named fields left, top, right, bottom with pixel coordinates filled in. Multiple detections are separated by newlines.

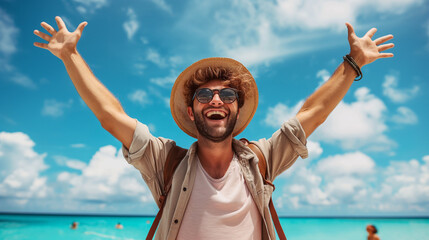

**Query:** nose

left=209, top=92, right=223, bottom=106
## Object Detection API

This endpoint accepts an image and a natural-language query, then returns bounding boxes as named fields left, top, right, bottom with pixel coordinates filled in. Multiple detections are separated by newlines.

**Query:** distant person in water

left=116, top=222, right=123, bottom=229
left=367, top=224, right=380, bottom=240
left=70, top=221, right=78, bottom=230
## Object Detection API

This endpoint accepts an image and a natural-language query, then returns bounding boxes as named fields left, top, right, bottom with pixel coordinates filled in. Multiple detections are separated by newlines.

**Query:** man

left=367, top=224, right=381, bottom=240
left=34, top=16, right=394, bottom=240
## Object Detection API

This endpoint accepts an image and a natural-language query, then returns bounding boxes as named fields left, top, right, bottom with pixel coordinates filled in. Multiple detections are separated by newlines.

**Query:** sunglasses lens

left=196, top=88, right=213, bottom=103
left=220, top=89, right=237, bottom=103
left=195, top=88, right=238, bottom=104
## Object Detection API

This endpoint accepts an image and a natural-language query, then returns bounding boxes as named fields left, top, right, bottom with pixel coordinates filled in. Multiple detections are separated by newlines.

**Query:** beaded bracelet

left=343, top=54, right=363, bottom=81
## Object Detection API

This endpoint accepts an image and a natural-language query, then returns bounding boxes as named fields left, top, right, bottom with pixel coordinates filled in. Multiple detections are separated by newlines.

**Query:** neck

left=196, top=136, right=234, bottom=179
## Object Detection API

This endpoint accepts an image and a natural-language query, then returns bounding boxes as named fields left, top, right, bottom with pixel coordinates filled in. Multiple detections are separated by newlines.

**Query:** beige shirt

left=122, top=117, right=308, bottom=240
left=177, top=155, right=261, bottom=240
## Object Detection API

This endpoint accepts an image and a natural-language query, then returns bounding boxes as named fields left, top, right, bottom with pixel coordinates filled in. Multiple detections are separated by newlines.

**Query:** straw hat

left=170, top=57, right=258, bottom=138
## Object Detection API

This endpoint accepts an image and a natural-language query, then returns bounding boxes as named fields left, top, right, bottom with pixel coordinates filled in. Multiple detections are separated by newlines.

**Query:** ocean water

left=1, top=214, right=428, bottom=240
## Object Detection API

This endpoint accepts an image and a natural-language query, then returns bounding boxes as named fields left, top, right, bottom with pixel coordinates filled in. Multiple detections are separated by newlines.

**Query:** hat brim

left=170, top=57, right=258, bottom=139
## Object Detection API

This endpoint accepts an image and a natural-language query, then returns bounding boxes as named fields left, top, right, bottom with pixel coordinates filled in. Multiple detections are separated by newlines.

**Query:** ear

left=237, top=108, right=240, bottom=120
left=187, top=106, right=195, bottom=121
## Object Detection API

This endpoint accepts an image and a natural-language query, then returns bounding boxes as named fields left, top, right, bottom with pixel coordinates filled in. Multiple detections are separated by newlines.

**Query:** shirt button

left=174, top=219, right=179, bottom=224
left=183, top=187, right=187, bottom=191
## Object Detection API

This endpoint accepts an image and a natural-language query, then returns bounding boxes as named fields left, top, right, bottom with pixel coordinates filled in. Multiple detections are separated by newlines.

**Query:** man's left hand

left=346, top=23, right=394, bottom=67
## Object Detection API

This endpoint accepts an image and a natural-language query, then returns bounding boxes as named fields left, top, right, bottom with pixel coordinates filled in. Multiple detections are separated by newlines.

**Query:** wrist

left=348, top=52, right=365, bottom=67
left=60, top=48, right=79, bottom=61
left=343, top=54, right=363, bottom=81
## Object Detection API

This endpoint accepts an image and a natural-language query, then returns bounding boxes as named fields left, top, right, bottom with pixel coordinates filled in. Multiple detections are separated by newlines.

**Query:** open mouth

left=205, top=110, right=227, bottom=120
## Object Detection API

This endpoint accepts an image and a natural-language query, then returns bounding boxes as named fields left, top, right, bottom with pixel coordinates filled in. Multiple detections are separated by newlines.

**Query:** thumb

left=345, top=22, right=356, bottom=39
left=75, top=21, right=88, bottom=34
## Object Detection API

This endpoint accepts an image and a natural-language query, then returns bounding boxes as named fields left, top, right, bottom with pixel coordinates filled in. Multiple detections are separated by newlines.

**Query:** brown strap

left=163, top=145, right=188, bottom=193
left=147, top=145, right=187, bottom=240
left=241, top=138, right=286, bottom=240
left=269, top=198, right=287, bottom=240
left=146, top=195, right=166, bottom=240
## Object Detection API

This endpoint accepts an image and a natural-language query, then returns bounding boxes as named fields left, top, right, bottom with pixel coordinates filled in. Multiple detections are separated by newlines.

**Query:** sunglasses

left=192, top=88, right=239, bottom=104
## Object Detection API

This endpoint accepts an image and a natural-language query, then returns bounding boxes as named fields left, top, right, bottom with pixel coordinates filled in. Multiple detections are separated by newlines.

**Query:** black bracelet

left=343, top=54, right=362, bottom=81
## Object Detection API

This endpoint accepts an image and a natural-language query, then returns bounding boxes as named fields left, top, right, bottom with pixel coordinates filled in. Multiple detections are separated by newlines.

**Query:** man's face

left=187, top=80, right=239, bottom=142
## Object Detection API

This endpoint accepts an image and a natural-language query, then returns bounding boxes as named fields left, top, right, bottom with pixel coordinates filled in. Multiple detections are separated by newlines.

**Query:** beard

left=193, top=108, right=238, bottom=142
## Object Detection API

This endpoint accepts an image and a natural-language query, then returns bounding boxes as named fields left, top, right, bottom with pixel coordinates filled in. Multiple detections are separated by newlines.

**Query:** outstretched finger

left=378, top=43, right=395, bottom=52
left=33, top=29, right=51, bottom=42
left=345, top=22, right=357, bottom=39
left=55, top=16, right=67, bottom=30
left=75, top=21, right=88, bottom=34
left=379, top=52, right=394, bottom=58
left=374, top=34, right=394, bottom=45
left=365, top=28, right=377, bottom=39
left=34, top=42, right=48, bottom=49
left=41, top=22, right=56, bottom=35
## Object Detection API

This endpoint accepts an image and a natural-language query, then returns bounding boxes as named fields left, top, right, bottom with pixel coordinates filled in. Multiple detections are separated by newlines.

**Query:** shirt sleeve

left=254, top=117, right=308, bottom=181
left=122, top=120, right=176, bottom=201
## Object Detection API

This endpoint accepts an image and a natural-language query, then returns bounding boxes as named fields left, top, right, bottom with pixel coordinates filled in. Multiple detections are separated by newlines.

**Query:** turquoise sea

left=1, top=214, right=428, bottom=239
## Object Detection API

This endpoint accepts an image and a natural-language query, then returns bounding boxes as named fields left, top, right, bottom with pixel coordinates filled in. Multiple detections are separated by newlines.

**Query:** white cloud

left=128, top=89, right=151, bottom=106
left=71, top=143, right=86, bottom=148
left=140, top=37, right=149, bottom=45
left=281, top=151, right=374, bottom=208
left=265, top=87, right=394, bottom=152
left=133, top=63, right=146, bottom=75
left=316, top=151, right=375, bottom=177
left=57, top=145, right=150, bottom=205
left=148, top=86, right=170, bottom=108
left=66, top=160, right=87, bottom=170
left=146, top=49, right=182, bottom=69
left=123, top=8, right=139, bottom=40
left=264, top=100, right=304, bottom=128
left=278, top=152, right=429, bottom=213
left=0, top=8, right=18, bottom=56
left=10, top=72, right=37, bottom=89
left=72, top=0, right=108, bottom=14
left=41, top=99, right=73, bottom=117
left=324, top=176, right=367, bottom=203
left=0, top=8, right=36, bottom=89
left=391, top=106, right=418, bottom=124
left=316, top=69, right=330, bottom=88
left=426, top=20, right=429, bottom=50
left=181, top=0, right=423, bottom=66
left=150, top=70, right=177, bottom=87
left=280, top=140, right=323, bottom=178
left=0, top=132, right=49, bottom=203
left=312, top=87, right=394, bottom=152
left=382, top=75, right=419, bottom=103
left=382, top=157, right=429, bottom=210
left=150, top=0, right=172, bottom=14
left=146, top=48, right=166, bottom=67
left=53, top=155, right=87, bottom=170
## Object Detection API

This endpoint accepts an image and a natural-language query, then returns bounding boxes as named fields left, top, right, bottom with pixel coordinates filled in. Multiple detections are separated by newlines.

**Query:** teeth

left=206, top=111, right=226, bottom=118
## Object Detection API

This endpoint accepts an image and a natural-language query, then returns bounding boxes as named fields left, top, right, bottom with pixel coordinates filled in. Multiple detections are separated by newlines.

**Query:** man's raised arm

left=34, top=16, right=136, bottom=149
left=296, top=23, right=394, bottom=137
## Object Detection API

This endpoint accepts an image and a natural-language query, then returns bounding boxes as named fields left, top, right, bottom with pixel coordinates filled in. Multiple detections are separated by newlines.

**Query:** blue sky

left=0, top=0, right=428, bottom=216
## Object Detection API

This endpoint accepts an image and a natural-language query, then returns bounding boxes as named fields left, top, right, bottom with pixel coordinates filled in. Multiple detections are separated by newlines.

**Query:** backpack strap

left=240, top=138, right=287, bottom=240
left=146, top=145, right=187, bottom=240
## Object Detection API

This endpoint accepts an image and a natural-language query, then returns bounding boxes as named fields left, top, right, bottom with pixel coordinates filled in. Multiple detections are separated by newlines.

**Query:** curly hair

left=184, top=66, right=253, bottom=108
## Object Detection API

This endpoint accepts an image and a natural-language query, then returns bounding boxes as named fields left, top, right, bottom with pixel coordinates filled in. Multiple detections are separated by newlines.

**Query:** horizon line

left=1, top=212, right=428, bottom=219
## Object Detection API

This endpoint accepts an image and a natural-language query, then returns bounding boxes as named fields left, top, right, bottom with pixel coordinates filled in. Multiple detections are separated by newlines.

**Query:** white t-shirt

left=177, top=154, right=262, bottom=240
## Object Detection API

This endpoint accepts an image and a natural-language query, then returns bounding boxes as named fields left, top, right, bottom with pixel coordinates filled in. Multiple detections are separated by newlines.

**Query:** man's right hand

left=34, top=16, right=87, bottom=60
left=33, top=16, right=136, bottom=149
